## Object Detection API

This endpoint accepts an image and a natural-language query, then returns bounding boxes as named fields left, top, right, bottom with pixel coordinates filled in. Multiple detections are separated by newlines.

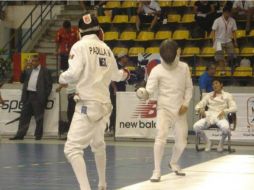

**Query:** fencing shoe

left=150, top=170, right=161, bottom=182
left=169, top=163, right=186, bottom=176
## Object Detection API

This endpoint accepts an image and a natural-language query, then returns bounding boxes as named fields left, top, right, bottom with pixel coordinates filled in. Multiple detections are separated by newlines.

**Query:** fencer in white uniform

left=59, top=14, right=128, bottom=190
left=137, top=40, right=193, bottom=182
left=193, top=78, right=237, bottom=152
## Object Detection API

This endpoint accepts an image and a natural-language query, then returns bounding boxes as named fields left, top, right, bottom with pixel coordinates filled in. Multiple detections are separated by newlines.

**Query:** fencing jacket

left=146, top=59, right=193, bottom=118
left=195, top=91, right=237, bottom=124
left=59, top=34, right=125, bottom=103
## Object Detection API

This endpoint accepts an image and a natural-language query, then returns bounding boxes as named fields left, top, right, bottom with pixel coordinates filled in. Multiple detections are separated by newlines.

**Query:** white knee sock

left=170, top=143, right=185, bottom=170
left=219, top=133, right=227, bottom=146
left=70, top=156, right=91, bottom=190
left=95, top=151, right=107, bottom=187
left=200, top=131, right=209, bottom=143
left=154, top=141, right=165, bottom=173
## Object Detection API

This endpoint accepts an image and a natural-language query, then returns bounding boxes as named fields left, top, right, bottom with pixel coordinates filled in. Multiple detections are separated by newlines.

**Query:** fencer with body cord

left=137, top=39, right=193, bottom=182
left=59, top=14, right=129, bottom=190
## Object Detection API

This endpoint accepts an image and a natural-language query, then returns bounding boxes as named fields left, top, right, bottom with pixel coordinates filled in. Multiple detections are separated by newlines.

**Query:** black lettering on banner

left=99, top=57, right=107, bottom=67
left=119, top=121, right=156, bottom=128
left=0, top=100, right=54, bottom=111
left=1, top=100, right=22, bottom=113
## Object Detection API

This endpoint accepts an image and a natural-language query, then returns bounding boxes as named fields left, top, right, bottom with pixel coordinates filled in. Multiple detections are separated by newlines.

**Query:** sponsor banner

left=0, top=88, right=59, bottom=136
left=115, top=92, right=173, bottom=139
left=116, top=92, right=254, bottom=141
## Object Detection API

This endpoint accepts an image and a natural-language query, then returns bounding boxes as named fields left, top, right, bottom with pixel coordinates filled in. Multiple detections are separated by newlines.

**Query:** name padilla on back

left=89, top=46, right=111, bottom=57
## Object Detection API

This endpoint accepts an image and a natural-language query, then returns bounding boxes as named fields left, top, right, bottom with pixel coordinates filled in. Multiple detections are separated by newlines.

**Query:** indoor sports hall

left=0, top=1, right=254, bottom=190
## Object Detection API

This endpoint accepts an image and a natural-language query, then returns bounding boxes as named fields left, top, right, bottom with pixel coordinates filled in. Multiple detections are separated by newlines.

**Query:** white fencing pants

left=170, top=113, right=188, bottom=170
left=153, top=109, right=188, bottom=173
left=193, top=118, right=230, bottom=143
left=64, top=101, right=111, bottom=190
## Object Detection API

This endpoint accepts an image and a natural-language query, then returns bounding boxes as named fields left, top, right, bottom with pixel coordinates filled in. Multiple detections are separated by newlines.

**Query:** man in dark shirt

left=108, top=53, right=129, bottom=134
left=194, top=0, right=216, bottom=33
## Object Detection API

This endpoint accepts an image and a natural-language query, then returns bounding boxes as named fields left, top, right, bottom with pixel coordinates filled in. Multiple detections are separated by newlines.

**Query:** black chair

left=195, top=112, right=237, bottom=153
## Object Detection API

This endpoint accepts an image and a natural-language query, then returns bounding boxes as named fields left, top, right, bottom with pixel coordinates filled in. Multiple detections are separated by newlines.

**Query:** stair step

left=49, top=25, right=62, bottom=31
left=56, top=14, right=80, bottom=20
left=39, top=39, right=55, bottom=43
left=47, top=65, right=57, bottom=70
left=47, top=54, right=57, bottom=59
left=38, top=42, right=56, bottom=48
left=43, top=32, right=56, bottom=38
left=46, top=58, right=57, bottom=64
left=35, top=48, right=56, bottom=54
left=51, top=20, right=79, bottom=27
left=46, top=56, right=57, bottom=60
left=53, top=18, right=81, bottom=23
left=63, top=5, right=82, bottom=10
left=60, top=9, right=84, bottom=15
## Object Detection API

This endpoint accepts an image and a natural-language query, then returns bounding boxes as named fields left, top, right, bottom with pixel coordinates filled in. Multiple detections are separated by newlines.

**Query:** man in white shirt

left=136, top=0, right=161, bottom=31
left=232, top=0, right=254, bottom=33
left=59, top=14, right=128, bottom=190
left=212, top=6, right=237, bottom=75
left=193, top=78, right=237, bottom=152
left=137, top=39, right=193, bottom=182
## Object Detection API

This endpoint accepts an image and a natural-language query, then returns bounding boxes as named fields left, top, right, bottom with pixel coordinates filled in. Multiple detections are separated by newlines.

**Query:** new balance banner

left=115, top=92, right=254, bottom=141
left=115, top=92, right=173, bottom=139
left=0, top=88, right=59, bottom=136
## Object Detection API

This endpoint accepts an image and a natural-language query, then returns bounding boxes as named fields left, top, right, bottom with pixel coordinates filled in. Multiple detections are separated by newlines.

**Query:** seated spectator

left=199, top=64, right=216, bottom=95
left=55, top=20, right=79, bottom=71
left=194, top=0, right=216, bottom=33
left=232, top=0, right=254, bottom=33
left=136, top=0, right=161, bottom=31
left=213, top=1, right=227, bottom=18
left=193, top=78, right=237, bottom=152
left=212, top=6, right=237, bottom=75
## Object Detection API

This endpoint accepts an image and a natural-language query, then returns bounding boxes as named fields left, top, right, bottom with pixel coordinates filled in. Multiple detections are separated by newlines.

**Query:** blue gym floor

left=0, top=139, right=253, bottom=190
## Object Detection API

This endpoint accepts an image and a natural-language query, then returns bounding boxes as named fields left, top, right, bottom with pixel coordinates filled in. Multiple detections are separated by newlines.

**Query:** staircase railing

left=1, top=1, right=57, bottom=53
